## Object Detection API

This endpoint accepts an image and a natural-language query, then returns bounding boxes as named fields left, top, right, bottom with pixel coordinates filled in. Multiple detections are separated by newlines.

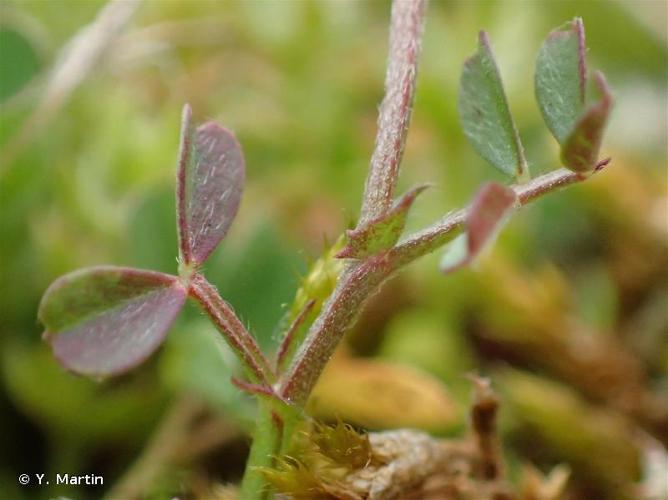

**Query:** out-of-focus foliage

left=0, top=1, right=666, bottom=499
left=0, top=26, right=41, bottom=102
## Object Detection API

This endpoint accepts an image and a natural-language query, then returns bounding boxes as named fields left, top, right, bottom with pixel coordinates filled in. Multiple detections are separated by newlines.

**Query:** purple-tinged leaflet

left=177, top=104, right=245, bottom=268
left=440, top=182, right=517, bottom=273
left=561, top=72, right=613, bottom=173
left=39, top=266, right=186, bottom=378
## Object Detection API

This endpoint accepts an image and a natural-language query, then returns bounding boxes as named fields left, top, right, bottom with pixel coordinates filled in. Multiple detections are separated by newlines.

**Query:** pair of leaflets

left=39, top=105, right=245, bottom=378
left=446, top=18, right=612, bottom=272
left=460, top=18, right=612, bottom=179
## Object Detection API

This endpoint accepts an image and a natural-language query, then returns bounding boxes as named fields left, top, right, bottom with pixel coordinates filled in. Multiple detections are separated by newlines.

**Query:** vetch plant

left=38, top=2, right=613, bottom=498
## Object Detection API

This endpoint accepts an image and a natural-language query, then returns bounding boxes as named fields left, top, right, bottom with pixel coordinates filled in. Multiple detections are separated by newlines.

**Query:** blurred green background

left=1, top=1, right=666, bottom=499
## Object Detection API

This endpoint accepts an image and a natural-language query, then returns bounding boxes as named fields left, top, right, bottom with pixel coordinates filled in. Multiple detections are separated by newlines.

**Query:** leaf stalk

left=188, top=273, right=275, bottom=385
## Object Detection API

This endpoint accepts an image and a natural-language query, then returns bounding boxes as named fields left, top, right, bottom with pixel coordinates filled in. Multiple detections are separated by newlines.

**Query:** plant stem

left=239, top=404, right=285, bottom=500
left=189, top=272, right=274, bottom=385
left=359, top=0, right=427, bottom=225
left=275, top=299, right=315, bottom=373
left=277, top=0, right=427, bottom=405
left=279, top=164, right=609, bottom=405
left=279, top=258, right=391, bottom=404
left=189, top=272, right=287, bottom=498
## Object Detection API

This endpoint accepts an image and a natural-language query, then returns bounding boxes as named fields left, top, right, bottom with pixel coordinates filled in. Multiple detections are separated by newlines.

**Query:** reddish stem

left=189, top=273, right=274, bottom=384
left=359, top=0, right=427, bottom=225
left=231, top=377, right=277, bottom=399
left=275, top=299, right=315, bottom=373
left=279, top=164, right=611, bottom=405
left=279, top=257, right=391, bottom=403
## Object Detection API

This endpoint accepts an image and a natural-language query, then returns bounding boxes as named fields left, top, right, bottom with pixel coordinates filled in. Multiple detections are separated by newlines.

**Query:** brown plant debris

left=261, top=378, right=567, bottom=500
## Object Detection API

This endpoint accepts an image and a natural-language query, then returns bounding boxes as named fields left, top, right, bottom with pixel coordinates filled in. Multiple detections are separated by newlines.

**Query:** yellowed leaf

left=308, top=355, right=459, bottom=432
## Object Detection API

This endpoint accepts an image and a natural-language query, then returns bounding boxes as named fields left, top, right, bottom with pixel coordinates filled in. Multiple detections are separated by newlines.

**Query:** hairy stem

left=189, top=273, right=274, bottom=385
left=275, top=299, right=316, bottom=373
left=359, top=0, right=427, bottom=225
left=392, top=166, right=591, bottom=265
left=278, top=257, right=391, bottom=403
left=280, top=165, right=609, bottom=405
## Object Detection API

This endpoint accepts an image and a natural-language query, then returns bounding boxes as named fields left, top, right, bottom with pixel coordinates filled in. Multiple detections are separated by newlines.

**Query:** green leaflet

left=535, top=18, right=613, bottom=173
left=535, top=18, right=586, bottom=144
left=459, top=31, right=528, bottom=181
